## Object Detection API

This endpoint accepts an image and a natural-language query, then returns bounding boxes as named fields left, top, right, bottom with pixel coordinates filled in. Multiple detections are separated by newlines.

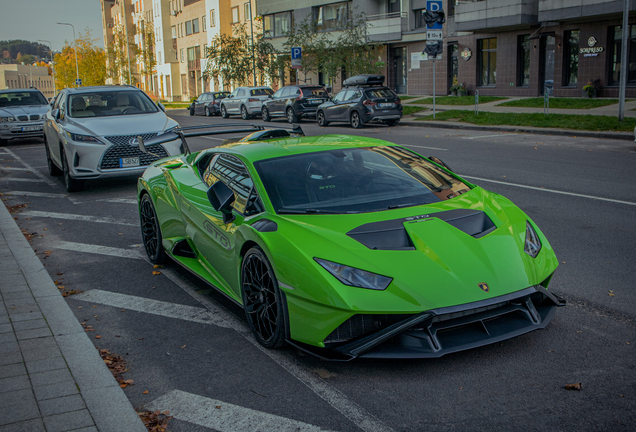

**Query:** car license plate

left=119, top=157, right=140, bottom=168
left=21, top=126, right=41, bottom=132
left=379, top=103, right=393, bottom=108
left=308, top=99, right=322, bottom=104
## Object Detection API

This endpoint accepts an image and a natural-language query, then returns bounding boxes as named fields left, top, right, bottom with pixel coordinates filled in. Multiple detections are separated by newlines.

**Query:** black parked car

left=189, top=91, right=231, bottom=116
left=316, top=75, right=402, bottom=128
left=261, top=85, right=329, bottom=123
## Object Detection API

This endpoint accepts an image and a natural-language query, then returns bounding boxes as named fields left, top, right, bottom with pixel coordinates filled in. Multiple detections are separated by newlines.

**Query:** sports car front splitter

left=287, top=285, right=565, bottom=361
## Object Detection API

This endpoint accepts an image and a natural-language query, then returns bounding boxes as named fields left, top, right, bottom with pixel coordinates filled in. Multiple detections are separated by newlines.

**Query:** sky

left=0, top=0, right=105, bottom=52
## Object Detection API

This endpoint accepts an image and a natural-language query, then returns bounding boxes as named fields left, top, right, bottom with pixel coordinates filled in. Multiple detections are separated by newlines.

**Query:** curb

left=399, top=119, right=634, bottom=141
left=0, top=203, right=147, bottom=432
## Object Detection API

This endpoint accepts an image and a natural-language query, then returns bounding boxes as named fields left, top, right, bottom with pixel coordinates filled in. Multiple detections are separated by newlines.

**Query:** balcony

left=188, top=59, right=200, bottom=71
left=455, top=0, right=538, bottom=32
left=538, top=0, right=636, bottom=22
left=366, top=12, right=407, bottom=43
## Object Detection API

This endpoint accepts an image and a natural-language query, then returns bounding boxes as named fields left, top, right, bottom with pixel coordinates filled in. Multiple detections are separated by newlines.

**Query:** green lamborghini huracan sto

left=137, top=125, right=564, bottom=360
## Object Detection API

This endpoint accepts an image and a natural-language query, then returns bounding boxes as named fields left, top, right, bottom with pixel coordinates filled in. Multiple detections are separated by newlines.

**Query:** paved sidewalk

left=0, top=203, right=146, bottom=432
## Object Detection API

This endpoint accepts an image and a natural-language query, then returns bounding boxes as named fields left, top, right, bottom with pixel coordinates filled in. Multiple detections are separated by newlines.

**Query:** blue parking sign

left=426, top=1, right=443, bottom=29
left=291, top=47, right=302, bottom=59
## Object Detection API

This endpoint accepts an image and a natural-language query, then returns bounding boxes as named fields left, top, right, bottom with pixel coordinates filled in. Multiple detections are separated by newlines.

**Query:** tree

left=203, top=23, right=254, bottom=89
left=138, top=21, right=157, bottom=91
left=106, top=24, right=137, bottom=85
left=16, top=53, right=36, bottom=65
left=55, top=28, right=106, bottom=89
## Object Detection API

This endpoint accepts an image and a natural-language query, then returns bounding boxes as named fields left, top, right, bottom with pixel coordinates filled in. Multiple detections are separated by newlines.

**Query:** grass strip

left=408, top=96, right=507, bottom=105
left=397, top=95, right=420, bottom=100
left=403, top=106, right=428, bottom=116
left=162, top=103, right=191, bottom=109
left=415, top=109, right=636, bottom=132
left=498, top=97, right=623, bottom=109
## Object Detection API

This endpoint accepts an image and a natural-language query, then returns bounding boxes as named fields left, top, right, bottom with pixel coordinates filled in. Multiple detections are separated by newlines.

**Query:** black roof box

left=343, top=74, right=385, bottom=87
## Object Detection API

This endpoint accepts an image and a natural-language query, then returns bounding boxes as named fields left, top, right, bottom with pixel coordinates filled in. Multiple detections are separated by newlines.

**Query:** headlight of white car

left=66, top=131, right=104, bottom=144
left=0, top=117, right=16, bottom=122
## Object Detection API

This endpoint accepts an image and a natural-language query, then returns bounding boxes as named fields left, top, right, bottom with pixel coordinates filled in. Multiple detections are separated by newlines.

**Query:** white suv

left=220, top=86, right=273, bottom=120
left=43, top=86, right=181, bottom=192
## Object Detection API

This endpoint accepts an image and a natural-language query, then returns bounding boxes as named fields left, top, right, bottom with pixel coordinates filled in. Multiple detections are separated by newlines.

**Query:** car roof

left=208, top=134, right=397, bottom=162
left=0, top=88, right=44, bottom=94
left=66, top=85, right=141, bottom=94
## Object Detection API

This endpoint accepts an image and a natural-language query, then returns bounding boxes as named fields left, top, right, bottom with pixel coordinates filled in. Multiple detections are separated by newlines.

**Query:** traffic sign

left=426, top=1, right=444, bottom=30
left=75, top=78, right=82, bottom=86
left=291, top=47, right=302, bottom=69
left=426, top=30, right=443, bottom=41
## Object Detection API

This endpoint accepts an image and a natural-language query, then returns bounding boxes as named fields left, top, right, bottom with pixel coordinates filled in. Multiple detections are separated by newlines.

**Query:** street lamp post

left=248, top=1, right=257, bottom=86
left=37, top=40, right=56, bottom=95
left=56, top=22, right=80, bottom=85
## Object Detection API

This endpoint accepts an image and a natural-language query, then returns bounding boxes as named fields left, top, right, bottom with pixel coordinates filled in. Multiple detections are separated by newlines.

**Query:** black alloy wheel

left=286, top=107, right=298, bottom=124
left=205, top=106, right=211, bottom=117
left=221, top=105, right=229, bottom=118
left=350, top=111, right=363, bottom=129
left=241, top=247, right=286, bottom=348
left=386, top=119, right=399, bottom=127
left=241, top=105, right=250, bottom=120
left=139, top=194, right=167, bottom=264
left=317, top=111, right=329, bottom=127
left=261, top=107, right=271, bottom=122
left=61, top=148, right=83, bottom=192
left=44, top=137, right=62, bottom=176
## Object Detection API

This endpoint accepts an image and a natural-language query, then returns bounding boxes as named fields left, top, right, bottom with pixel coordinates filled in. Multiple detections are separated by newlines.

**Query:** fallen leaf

left=95, top=335, right=102, bottom=339
left=216, top=406, right=221, bottom=409
left=44, top=250, right=52, bottom=254
left=78, top=306, right=82, bottom=309
left=124, top=379, right=134, bottom=384
left=121, top=309, right=126, bottom=312
left=152, top=271, right=161, bottom=275
left=153, top=265, right=164, bottom=269
left=162, top=411, right=170, bottom=415
left=180, top=345, right=186, bottom=348
left=93, top=305, right=97, bottom=308
left=565, top=383, right=582, bottom=391
left=143, top=390, right=149, bottom=394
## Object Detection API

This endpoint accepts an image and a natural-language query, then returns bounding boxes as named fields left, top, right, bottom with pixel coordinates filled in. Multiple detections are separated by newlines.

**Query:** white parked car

left=0, top=89, right=49, bottom=144
left=220, top=86, right=274, bottom=120
left=43, top=86, right=181, bottom=192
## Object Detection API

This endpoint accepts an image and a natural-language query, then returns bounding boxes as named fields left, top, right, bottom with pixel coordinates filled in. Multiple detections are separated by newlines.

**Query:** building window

left=185, top=20, right=192, bottom=36
left=244, top=3, right=251, bottom=21
left=414, top=9, right=426, bottom=29
left=609, top=25, right=636, bottom=84
left=478, top=38, right=497, bottom=86
left=517, top=35, right=530, bottom=86
left=210, top=9, right=216, bottom=27
left=314, top=1, right=350, bottom=31
left=564, top=30, right=579, bottom=86
left=192, top=18, right=199, bottom=33
left=180, top=48, right=184, bottom=62
left=231, top=6, right=239, bottom=24
left=449, top=0, right=456, bottom=16
left=158, top=51, right=162, bottom=64
left=387, top=0, right=400, bottom=14
left=172, top=25, right=176, bottom=38
left=263, top=12, right=293, bottom=38
left=203, top=16, right=206, bottom=31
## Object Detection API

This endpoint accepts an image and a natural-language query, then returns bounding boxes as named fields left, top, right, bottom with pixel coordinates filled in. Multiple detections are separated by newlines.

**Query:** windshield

left=68, top=90, right=158, bottom=118
left=250, top=88, right=274, bottom=96
left=214, top=92, right=229, bottom=99
left=301, top=87, right=329, bottom=98
left=255, top=146, right=472, bottom=214
left=0, top=91, right=48, bottom=107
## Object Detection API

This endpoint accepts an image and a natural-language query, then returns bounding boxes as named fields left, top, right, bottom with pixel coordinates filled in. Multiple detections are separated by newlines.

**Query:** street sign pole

left=619, top=0, right=629, bottom=121
left=433, top=59, right=436, bottom=119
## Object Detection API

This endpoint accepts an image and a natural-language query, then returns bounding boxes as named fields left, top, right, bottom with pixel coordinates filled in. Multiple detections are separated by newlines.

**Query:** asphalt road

left=1, top=111, right=635, bottom=431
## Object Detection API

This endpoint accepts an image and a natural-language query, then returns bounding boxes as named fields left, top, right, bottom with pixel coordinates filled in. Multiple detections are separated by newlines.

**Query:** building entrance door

left=394, top=47, right=407, bottom=94
left=540, top=35, right=555, bottom=95
left=447, top=43, right=458, bottom=93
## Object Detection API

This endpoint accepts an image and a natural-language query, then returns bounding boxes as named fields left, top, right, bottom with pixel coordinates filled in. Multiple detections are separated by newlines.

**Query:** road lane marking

left=146, top=390, right=333, bottom=432
left=462, top=134, right=504, bottom=140
left=7, top=191, right=67, bottom=198
left=2, top=178, right=44, bottom=183
left=159, top=265, right=393, bottom=432
left=97, top=198, right=138, bottom=204
left=1, top=167, right=30, bottom=171
left=2, top=148, right=56, bottom=186
left=463, top=175, right=636, bottom=206
left=405, top=144, right=448, bottom=151
left=19, top=210, right=138, bottom=226
left=73, top=290, right=232, bottom=329
left=54, top=241, right=143, bottom=259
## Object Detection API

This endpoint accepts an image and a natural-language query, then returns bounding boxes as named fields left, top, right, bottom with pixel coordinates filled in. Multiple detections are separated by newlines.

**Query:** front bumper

left=0, top=122, right=44, bottom=140
left=288, top=285, right=565, bottom=360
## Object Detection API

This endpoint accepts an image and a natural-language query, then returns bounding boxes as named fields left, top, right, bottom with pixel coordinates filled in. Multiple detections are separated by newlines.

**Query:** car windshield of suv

left=255, top=146, right=472, bottom=214
left=68, top=91, right=158, bottom=118
left=301, top=88, right=329, bottom=98
left=250, top=88, right=274, bottom=96
left=366, top=89, right=397, bottom=99
left=0, top=91, right=48, bottom=107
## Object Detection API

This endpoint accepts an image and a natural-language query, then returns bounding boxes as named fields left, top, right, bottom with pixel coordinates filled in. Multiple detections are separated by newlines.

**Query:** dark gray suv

left=316, top=75, right=402, bottom=128
left=261, top=85, right=329, bottom=123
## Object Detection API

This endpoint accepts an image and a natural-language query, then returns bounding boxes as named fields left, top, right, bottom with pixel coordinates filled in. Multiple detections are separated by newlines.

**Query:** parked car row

left=194, top=75, right=403, bottom=129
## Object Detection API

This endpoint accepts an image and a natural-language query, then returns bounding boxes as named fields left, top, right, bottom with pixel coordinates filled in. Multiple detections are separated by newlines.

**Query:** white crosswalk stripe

left=54, top=241, right=143, bottom=259
left=7, top=191, right=67, bottom=198
left=19, top=210, right=138, bottom=226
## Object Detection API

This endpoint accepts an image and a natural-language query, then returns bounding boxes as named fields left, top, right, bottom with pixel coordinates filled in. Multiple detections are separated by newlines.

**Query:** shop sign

left=461, top=47, right=472, bottom=61
left=580, top=36, right=603, bottom=57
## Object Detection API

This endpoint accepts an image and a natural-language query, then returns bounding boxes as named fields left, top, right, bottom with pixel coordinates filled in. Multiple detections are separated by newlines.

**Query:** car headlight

left=0, top=117, right=16, bottom=122
left=66, top=132, right=103, bottom=144
left=315, top=258, right=392, bottom=290
left=524, top=221, right=542, bottom=258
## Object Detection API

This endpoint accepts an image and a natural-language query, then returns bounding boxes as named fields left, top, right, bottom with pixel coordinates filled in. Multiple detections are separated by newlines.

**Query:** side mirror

left=158, top=102, right=166, bottom=113
left=52, top=109, right=60, bottom=122
left=429, top=156, right=453, bottom=172
left=207, top=181, right=235, bottom=223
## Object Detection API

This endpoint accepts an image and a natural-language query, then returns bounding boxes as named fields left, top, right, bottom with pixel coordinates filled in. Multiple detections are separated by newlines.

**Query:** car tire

left=44, top=137, right=62, bottom=176
left=139, top=193, right=167, bottom=265
left=317, top=110, right=329, bottom=127
left=189, top=107, right=194, bottom=116
left=205, top=106, right=211, bottom=117
left=61, top=148, right=83, bottom=192
left=221, top=105, right=229, bottom=118
left=241, top=246, right=287, bottom=349
left=386, top=120, right=399, bottom=127
left=262, top=107, right=271, bottom=122
left=241, top=105, right=250, bottom=120
left=286, top=107, right=298, bottom=124
left=350, top=111, right=363, bottom=129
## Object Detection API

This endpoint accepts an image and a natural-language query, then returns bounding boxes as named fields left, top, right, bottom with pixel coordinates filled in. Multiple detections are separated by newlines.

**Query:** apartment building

left=101, top=0, right=140, bottom=85
left=0, top=65, right=55, bottom=99
left=449, top=0, right=636, bottom=98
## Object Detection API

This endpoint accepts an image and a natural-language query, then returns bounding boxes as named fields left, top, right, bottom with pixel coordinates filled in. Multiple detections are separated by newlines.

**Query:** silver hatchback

left=220, top=86, right=273, bottom=120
